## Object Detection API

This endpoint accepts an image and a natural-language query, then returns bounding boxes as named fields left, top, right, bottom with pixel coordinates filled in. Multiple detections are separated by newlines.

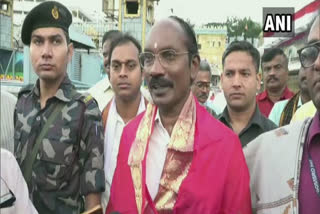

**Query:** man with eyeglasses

left=219, top=41, right=277, bottom=148
left=244, top=16, right=320, bottom=214
left=257, top=48, right=294, bottom=117
left=100, top=33, right=148, bottom=211
left=191, top=60, right=217, bottom=117
left=106, top=16, right=252, bottom=213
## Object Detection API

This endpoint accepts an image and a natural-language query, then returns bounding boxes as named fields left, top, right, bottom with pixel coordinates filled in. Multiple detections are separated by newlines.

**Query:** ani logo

left=262, top=7, right=294, bottom=37
left=51, top=6, right=59, bottom=20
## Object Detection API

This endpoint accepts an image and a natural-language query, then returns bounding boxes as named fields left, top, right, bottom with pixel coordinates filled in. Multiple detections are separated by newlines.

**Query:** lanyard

left=307, top=147, right=320, bottom=198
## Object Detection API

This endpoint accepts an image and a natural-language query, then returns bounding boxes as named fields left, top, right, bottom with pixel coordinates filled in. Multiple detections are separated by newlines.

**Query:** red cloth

left=256, top=87, right=294, bottom=117
left=106, top=101, right=252, bottom=214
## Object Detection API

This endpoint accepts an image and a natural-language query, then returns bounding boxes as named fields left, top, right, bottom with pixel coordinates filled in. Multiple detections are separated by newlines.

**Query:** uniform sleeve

left=222, top=135, right=252, bottom=214
left=79, top=100, right=106, bottom=196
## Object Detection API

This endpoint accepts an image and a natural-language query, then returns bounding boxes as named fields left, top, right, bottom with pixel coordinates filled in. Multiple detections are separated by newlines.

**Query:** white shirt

left=146, top=110, right=170, bottom=200
left=1, top=90, right=17, bottom=153
left=102, top=95, right=146, bottom=207
left=87, top=77, right=153, bottom=111
left=0, top=149, right=38, bottom=214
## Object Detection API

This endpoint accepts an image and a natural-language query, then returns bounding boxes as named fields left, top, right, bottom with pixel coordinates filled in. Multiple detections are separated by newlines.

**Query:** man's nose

left=232, top=74, right=241, bottom=87
left=119, top=64, right=128, bottom=77
left=149, top=56, right=165, bottom=77
left=41, top=42, right=53, bottom=58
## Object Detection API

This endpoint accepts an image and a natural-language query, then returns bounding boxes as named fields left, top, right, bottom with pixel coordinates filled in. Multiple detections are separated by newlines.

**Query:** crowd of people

left=1, top=1, right=319, bottom=214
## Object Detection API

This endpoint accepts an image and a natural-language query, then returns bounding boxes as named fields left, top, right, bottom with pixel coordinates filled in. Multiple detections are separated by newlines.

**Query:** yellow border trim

left=124, top=0, right=140, bottom=18
left=142, top=0, right=147, bottom=49
left=118, top=0, right=122, bottom=31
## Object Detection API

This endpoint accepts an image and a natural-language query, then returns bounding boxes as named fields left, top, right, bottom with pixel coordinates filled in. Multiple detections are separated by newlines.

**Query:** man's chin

left=228, top=102, right=248, bottom=112
left=198, top=98, right=207, bottom=104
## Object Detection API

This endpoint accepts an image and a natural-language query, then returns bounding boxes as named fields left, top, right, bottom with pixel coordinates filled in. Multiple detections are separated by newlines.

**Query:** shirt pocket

left=34, top=139, right=76, bottom=191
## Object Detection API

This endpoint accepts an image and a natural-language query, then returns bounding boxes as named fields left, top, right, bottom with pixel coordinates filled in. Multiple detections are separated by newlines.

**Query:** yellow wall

left=197, top=33, right=227, bottom=71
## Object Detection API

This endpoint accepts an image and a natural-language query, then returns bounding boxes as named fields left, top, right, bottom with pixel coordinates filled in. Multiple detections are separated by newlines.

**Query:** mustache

left=267, top=76, right=278, bottom=82
left=198, top=93, right=208, bottom=99
left=300, top=76, right=307, bottom=82
left=149, top=77, right=173, bottom=88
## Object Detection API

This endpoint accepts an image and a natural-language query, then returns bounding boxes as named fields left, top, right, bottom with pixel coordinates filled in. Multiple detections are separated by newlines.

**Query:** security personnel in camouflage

left=14, top=1, right=105, bottom=213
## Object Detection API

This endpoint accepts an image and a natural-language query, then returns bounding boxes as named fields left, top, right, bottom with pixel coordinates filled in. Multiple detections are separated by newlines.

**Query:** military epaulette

left=77, top=93, right=97, bottom=107
left=18, top=84, right=34, bottom=98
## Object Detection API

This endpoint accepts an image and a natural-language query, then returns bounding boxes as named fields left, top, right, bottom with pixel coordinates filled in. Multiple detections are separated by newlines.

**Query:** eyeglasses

left=110, top=60, right=139, bottom=73
left=139, top=49, right=189, bottom=69
left=195, top=82, right=211, bottom=90
left=298, top=41, right=320, bottom=68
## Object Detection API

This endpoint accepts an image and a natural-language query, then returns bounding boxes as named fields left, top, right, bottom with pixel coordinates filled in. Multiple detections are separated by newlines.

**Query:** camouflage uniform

left=14, top=75, right=105, bottom=214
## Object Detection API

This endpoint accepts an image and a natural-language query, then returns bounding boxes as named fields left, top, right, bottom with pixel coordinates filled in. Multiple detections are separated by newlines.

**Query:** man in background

left=101, top=33, right=148, bottom=210
left=87, top=30, right=122, bottom=110
left=269, top=66, right=311, bottom=126
left=191, top=59, right=217, bottom=117
left=219, top=41, right=276, bottom=147
left=257, top=48, right=294, bottom=117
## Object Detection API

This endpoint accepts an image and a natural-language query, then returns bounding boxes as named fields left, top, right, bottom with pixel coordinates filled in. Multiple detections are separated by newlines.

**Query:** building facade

left=0, top=0, right=13, bottom=49
left=195, top=27, right=227, bottom=72
left=118, top=0, right=158, bottom=48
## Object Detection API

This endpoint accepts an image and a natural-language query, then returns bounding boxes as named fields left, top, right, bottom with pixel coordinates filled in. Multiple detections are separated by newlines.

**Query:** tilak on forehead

left=154, top=42, right=158, bottom=49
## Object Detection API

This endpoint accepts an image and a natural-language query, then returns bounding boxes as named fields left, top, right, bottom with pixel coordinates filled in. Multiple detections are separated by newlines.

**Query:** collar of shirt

left=219, top=104, right=265, bottom=132
left=110, top=98, right=125, bottom=125
left=154, top=109, right=170, bottom=144
left=298, top=95, right=302, bottom=107
left=31, top=75, right=75, bottom=102
left=111, top=94, right=147, bottom=125
left=307, top=111, right=320, bottom=147
left=257, top=87, right=293, bottom=101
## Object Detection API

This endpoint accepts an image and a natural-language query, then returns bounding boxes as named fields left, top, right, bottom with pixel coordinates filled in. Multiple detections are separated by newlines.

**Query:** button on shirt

left=299, top=111, right=320, bottom=213
left=146, top=110, right=170, bottom=200
left=256, top=87, right=294, bottom=117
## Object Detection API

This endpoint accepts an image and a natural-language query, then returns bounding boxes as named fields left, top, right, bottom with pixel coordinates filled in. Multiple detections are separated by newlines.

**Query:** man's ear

left=67, top=43, right=74, bottom=63
left=256, top=72, right=261, bottom=91
left=190, top=55, right=200, bottom=82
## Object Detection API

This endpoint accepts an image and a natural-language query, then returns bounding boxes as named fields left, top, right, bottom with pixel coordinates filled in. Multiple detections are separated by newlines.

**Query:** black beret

left=21, top=1, right=72, bottom=45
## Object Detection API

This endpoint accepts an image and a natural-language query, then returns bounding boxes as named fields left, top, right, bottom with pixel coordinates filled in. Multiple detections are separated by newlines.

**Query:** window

left=147, top=5, right=153, bottom=23
left=0, top=2, right=8, bottom=11
left=126, top=1, right=138, bottom=14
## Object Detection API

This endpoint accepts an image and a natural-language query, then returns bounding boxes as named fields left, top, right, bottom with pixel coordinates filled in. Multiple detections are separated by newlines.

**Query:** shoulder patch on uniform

left=77, top=93, right=97, bottom=107
left=83, top=94, right=93, bottom=104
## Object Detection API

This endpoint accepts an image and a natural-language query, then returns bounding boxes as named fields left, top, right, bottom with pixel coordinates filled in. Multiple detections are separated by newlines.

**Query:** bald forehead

left=145, top=18, right=187, bottom=51
left=308, top=16, right=320, bottom=43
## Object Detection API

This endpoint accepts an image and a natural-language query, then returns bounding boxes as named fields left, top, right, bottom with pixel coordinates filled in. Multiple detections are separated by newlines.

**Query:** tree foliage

left=205, top=17, right=262, bottom=43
